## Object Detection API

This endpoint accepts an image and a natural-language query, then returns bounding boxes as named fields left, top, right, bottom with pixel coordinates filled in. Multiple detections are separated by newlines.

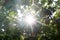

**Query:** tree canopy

left=0, top=0, right=60, bottom=40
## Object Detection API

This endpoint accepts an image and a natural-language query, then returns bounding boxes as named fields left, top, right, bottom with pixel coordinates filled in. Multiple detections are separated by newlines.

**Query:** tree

left=0, top=0, right=60, bottom=40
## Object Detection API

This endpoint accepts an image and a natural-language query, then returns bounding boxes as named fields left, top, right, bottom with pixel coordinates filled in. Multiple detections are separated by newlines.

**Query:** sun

left=25, top=15, right=36, bottom=25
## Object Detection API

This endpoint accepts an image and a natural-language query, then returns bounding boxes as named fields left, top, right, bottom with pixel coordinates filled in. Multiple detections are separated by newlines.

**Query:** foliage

left=0, top=0, right=60, bottom=40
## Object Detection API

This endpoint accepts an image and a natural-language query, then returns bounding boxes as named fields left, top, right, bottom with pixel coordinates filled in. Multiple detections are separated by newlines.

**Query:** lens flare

left=25, top=15, right=36, bottom=25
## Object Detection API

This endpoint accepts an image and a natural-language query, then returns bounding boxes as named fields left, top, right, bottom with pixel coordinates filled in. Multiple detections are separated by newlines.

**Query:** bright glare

left=25, top=15, right=36, bottom=25
left=2, top=29, right=5, bottom=32
left=17, top=10, right=23, bottom=18
left=20, top=5, right=24, bottom=9
left=16, top=5, right=39, bottom=26
left=54, top=0, right=58, bottom=2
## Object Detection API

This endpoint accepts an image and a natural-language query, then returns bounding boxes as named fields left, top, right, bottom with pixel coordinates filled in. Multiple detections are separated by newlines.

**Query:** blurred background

left=0, top=0, right=60, bottom=40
